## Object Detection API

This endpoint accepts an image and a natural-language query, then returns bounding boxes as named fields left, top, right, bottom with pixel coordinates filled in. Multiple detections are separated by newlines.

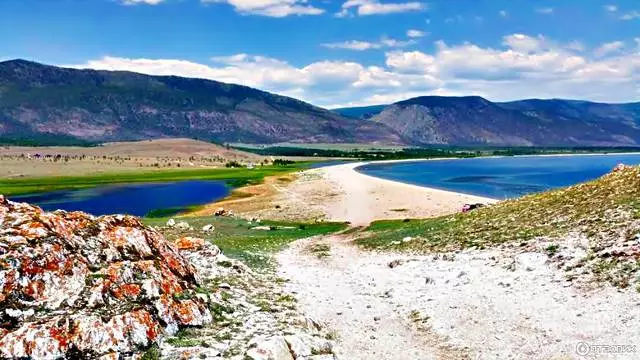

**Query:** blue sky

left=1, top=0, right=639, bottom=107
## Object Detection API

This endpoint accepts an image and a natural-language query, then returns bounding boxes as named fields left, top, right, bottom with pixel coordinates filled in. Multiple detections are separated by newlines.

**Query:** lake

left=358, top=154, right=640, bottom=199
left=9, top=180, right=230, bottom=216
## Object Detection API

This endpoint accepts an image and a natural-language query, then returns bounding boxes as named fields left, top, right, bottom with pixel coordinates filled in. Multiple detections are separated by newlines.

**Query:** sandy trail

left=276, top=162, right=640, bottom=360
left=321, top=162, right=495, bottom=226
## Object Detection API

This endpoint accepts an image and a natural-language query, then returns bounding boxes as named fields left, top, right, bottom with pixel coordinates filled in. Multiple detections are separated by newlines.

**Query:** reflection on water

left=10, top=180, right=230, bottom=216
left=359, top=154, right=640, bottom=199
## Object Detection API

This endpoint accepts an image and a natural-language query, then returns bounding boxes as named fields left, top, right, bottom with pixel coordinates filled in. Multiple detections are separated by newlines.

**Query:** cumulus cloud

left=499, top=10, right=508, bottom=17
left=337, top=0, right=424, bottom=17
left=67, top=33, right=640, bottom=107
left=202, top=0, right=324, bottom=17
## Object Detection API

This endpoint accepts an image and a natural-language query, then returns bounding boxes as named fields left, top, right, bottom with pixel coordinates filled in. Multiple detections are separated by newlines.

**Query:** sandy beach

left=197, top=161, right=496, bottom=225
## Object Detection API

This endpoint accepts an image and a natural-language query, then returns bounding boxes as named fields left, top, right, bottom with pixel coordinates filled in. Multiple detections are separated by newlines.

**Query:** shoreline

left=319, top=162, right=496, bottom=225
left=198, top=160, right=497, bottom=225
left=198, top=151, right=640, bottom=223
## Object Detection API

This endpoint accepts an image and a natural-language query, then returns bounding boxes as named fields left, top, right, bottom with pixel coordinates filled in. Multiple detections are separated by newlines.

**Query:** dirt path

left=277, top=233, right=640, bottom=360
left=277, top=234, right=465, bottom=360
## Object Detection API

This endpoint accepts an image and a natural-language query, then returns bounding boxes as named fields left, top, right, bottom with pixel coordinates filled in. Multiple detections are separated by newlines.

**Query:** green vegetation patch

left=144, top=215, right=346, bottom=270
left=357, top=166, right=640, bottom=252
left=307, top=243, right=331, bottom=259
left=0, top=163, right=311, bottom=196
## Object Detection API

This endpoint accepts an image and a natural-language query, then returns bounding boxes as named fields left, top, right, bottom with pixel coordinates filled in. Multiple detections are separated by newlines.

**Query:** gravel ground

left=278, top=234, right=640, bottom=360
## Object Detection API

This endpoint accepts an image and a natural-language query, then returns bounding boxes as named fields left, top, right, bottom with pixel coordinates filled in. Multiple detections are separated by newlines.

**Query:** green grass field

left=0, top=163, right=311, bottom=196
left=144, top=215, right=346, bottom=269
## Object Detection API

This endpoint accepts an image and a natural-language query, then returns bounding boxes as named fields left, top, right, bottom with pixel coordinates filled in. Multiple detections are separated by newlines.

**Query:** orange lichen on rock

left=174, top=236, right=206, bottom=250
left=0, top=195, right=212, bottom=359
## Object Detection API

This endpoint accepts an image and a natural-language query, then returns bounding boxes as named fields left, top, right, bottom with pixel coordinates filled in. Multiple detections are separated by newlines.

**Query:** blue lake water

left=9, top=180, right=230, bottom=216
left=358, top=154, right=640, bottom=199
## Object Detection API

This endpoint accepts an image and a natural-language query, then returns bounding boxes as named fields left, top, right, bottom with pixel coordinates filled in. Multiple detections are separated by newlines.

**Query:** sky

left=0, top=0, right=639, bottom=108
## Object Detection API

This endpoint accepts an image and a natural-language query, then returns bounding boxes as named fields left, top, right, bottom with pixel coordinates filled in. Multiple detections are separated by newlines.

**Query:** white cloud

left=620, top=10, right=640, bottom=20
left=594, top=41, right=625, bottom=57
left=322, top=40, right=382, bottom=51
left=604, top=4, right=618, bottom=12
left=406, top=29, right=426, bottom=38
left=499, top=10, right=508, bottom=17
left=338, top=0, right=424, bottom=17
left=202, top=0, right=324, bottom=17
left=502, top=33, right=547, bottom=53
left=536, top=7, right=554, bottom=14
left=322, top=37, right=416, bottom=51
left=566, top=41, right=585, bottom=52
left=121, top=0, right=164, bottom=4
left=67, top=33, right=640, bottom=107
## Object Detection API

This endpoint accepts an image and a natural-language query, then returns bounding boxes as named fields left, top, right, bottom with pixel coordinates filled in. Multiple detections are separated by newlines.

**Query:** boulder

left=246, top=337, right=294, bottom=360
left=166, top=218, right=176, bottom=227
left=202, top=224, right=215, bottom=232
left=284, top=334, right=333, bottom=358
left=0, top=195, right=212, bottom=359
left=176, top=221, right=191, bottom=230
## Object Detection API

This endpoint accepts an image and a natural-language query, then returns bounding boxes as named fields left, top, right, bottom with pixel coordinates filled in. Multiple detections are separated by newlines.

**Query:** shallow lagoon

left=10, top=180, right=229, bottom=216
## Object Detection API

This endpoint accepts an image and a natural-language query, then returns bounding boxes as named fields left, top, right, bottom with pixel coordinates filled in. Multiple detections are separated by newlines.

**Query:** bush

left=224, top=161, right=243, bottom=168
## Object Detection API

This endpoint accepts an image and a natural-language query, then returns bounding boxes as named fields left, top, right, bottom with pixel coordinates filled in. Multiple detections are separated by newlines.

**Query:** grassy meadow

left=144, top=215, right=346, bottom=269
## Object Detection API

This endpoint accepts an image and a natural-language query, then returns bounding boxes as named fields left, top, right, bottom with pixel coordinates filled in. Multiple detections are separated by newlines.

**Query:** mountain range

left=0, top=59, right=399, bottom=145
left=335, top=97, right=640, bottom=146
left=1, top=59, right=639, bottom=147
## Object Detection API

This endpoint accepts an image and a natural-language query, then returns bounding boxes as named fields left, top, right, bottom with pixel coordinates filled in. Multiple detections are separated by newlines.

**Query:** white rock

left=515, top=252, right=548, bottom=272
left=402, top=236, right=413, bottom=243
left=252, top=226, right=272, bottom=231
left=202, top=224, right=215, bottom=232
left=245, top=337, right=294, bottom=360
left=176, top=221, right=190, bottom=230
left=166, top=218, right=176, bottom=227
left=285, top=334, right=332, bottom=359
left=284, top=335, right=312, bottom=358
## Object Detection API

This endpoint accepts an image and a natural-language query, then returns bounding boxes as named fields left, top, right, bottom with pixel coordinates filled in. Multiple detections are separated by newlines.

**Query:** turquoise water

left=9, top=180, right=230, bottom=216
left=358, top=154, right=640, bottom=199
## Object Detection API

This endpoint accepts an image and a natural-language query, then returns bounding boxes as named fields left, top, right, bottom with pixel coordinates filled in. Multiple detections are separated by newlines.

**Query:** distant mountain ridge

left=332, top=105, right=386, bottom=120
left=337, top=96, right=640, bottom=146
left=0, top=59, right=401, bottom=145
left=2, top=59, right=640, bottom=147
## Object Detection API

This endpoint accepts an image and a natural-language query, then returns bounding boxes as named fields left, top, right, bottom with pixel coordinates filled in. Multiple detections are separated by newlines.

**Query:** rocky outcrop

left=0, top=195, right=212, bottom=359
